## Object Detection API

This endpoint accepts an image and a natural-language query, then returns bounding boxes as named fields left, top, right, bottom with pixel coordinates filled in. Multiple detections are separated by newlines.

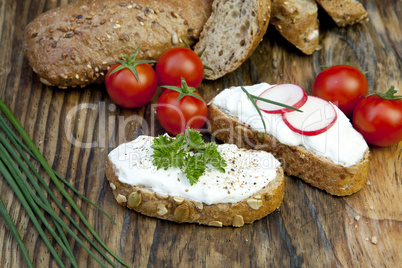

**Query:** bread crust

left=271, top=0, right=319, bottom=55
left=194, top=0, right=271, bottom=80
left=315, top=0, right=368, bottom=27
left=23, top=0, right=212, bottom=88
left=105, top=157, right=284, bottom=227
left=208, top=103, right=370, bottom=196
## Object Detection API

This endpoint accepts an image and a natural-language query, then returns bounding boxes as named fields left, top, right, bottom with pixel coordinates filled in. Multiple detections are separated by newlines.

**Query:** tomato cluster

left=313, top=64, right=402, bottom=147
left=105, top=48, right=402, bottom=146
left=105, top=46, right=206, bottom=135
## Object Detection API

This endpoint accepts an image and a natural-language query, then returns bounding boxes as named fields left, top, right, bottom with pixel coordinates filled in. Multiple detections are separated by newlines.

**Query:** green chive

left=241, top=86, right=268, bottom=134
left=0, top=115, right=116, bottom=225
left=0, top=130, right=77, bottom=267
left=0, top=132, right=116, bottom=267
left=0, top=158, right=66, bottom=268
left=0, top=99, right=130, bottom=267
left=0, top=142, right=76, bottom=267
left=240, top=86, right=303, bottom=134
left=250, top=94, right=303, bottom=112
left=0, top=197, right=33, bottom=268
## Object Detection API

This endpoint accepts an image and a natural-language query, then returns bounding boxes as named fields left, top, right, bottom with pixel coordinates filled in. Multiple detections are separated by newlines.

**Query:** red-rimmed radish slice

left=282, top=96, right=338, bottom=136
left=256, top=84, right=308, bottom=114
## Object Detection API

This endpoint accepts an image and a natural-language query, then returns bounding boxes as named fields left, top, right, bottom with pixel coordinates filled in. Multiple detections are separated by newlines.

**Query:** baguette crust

left=194, top=0, right=271, bottom=80
left=23, top=0, right=212, bottom=88
left=105, top=158, right=284, bottom=227
left=315, top=0, right=368, bottom=27
left=208, top=103, right=369, bottom=196
left=271, top=0, right=319, bottom=55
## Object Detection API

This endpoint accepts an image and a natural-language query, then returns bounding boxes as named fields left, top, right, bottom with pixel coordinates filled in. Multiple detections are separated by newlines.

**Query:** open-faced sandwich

left=106, top=129, right=284, bottom=227
left=208, top=83, right=370, bottom=196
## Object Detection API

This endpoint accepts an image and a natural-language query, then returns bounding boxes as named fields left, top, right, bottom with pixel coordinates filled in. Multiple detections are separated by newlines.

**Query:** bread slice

left=23, top=0, right=213, bottom=88
left=315, top=0, right=369, bottom=27
left=194, top=0, right=271, bottom=80
left=270, top=0, right=319, bottom=55
left=105, top=135, right=284, bottom=227
left=208, top=86, right=370, bottom=196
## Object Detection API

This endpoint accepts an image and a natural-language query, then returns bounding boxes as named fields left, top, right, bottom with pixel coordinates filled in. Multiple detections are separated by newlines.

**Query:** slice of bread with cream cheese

left=208, top=83, right=370, bottom=196
left=106, top=135, right=284, bottom=227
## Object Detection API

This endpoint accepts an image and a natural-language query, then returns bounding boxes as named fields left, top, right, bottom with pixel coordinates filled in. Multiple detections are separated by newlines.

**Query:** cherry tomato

left=105, top=63, right=157, bottom=108
left=155, top=47, right=204, bottom=88
left=312, top=65, right=368, bottom=115
left=352, top=87, right=402, bottom=147
left=157, top=89, right=207, bottom=136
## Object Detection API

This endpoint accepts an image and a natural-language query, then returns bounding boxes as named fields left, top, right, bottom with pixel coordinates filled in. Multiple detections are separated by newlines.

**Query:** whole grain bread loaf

left=271, top=0, right=319, bottom=55
left=23, top=0, right=213, bottom=88
left=315, top=0, right=369, bottom=27
left=194, top=0, right=271, bottom=80
left=208, top=103, right=370, bottom=196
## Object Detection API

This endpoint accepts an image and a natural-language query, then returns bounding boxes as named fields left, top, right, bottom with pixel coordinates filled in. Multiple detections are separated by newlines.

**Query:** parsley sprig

left=151, top=128, right=227, bottom=185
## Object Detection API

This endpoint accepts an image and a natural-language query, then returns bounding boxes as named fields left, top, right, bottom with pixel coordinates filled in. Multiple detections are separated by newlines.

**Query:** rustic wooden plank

left=0, top=0, right=400, bottom=267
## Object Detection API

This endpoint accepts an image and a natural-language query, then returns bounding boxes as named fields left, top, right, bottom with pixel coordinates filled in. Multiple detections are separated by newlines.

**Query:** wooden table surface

left=0, top=0, right=401, bottom=267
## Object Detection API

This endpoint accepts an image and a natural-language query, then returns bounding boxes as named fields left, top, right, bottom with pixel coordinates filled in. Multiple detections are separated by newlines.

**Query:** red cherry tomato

left=105, top=63, right=157, bottom=108
left=155, top=47, right=204, bottom=88
left=352, top=88, right=402, bottom=147
left=157, top=89, right=207, bottom=136
left=312, top=65, right=368, bottom=115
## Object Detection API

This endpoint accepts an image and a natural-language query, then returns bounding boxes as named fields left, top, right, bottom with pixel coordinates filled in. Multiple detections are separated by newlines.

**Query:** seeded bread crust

left=315, top=0, right=368, bottom=27
left=23, top=0, right=213, bottom=88
left=105, top=157, right=284, bottom=227
left=194, top=0, right=271, bottom=80
left=271, top=0, right=319, bottom=55
left=208, top=103, right=370, bottom=196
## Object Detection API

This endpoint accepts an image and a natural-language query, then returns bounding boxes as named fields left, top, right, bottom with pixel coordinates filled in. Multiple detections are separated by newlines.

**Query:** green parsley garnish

left=151, top=128, right=227, bottom=185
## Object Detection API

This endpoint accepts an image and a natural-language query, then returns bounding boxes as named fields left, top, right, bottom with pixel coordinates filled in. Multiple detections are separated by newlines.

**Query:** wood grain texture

left=0, top=0, right=401, bottom=267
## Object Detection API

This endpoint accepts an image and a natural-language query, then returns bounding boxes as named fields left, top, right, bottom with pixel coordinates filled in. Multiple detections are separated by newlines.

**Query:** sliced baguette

left=194, top=0, right=271, bottom=80
left=315, top=0, right=369, bottom=27
left=105, top=136, right=284, bottom=227
left=23, top=0, right=213, bottom=88
left=270, top=0, right=319, bottom=55
left=208, top=103, right=370, bottom=196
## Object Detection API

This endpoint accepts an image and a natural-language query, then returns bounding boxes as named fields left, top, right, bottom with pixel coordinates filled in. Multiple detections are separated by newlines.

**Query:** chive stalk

left=0, top=132, right=116, bottom=267
left=250, top=94, right=303, bottom=112
left=0, top=115, right=116, bottom=225
left=0, top=158, right=67, bottom=268
left=0, top=98, right=129, bottom=267
left=240, top=86, right=303, bottom=134
left=0, top=198, right=33, bottom=268
left=241, top=86, right=268, bottom=134
left=0, top=131, right=77, bottom=267
left=0, top=129, right=76, bottom=265
left=0, top=142, right=77, bottom=267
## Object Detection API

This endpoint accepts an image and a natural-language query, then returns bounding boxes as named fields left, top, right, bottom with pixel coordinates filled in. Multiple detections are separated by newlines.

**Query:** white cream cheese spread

left=211, top=83, right=368, bottom=167
left=108, top=135, right=281, bottom=205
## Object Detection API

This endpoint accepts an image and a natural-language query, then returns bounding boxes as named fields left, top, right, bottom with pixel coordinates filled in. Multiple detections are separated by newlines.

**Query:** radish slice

left=256, top=84, right=308, bottom=114
left=282, top=96, right=338, bottom=136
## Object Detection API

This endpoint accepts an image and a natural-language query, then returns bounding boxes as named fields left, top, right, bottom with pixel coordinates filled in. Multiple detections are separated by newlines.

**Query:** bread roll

left=23, top=0, right=213, bottom=88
